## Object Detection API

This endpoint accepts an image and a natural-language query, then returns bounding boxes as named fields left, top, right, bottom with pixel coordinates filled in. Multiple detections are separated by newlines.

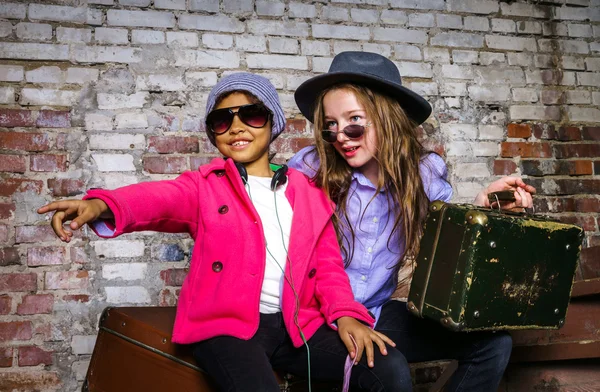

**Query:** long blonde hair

left=310, top=84, right=431, bottom=280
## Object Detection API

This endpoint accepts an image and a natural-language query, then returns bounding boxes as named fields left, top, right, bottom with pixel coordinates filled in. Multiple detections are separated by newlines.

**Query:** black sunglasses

left=321, top=123, right=371, bottom=143
left=206, top=104, right=272, bottom=135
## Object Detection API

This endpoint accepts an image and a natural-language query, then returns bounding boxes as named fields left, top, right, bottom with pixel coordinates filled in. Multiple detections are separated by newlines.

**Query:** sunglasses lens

left=321, top=130, right=338, bottom=143
left=239, top=105, right=270, bottom=128
left=206, top=110, right=233, bottom=134
left=344, top=124, right=365, bottom=138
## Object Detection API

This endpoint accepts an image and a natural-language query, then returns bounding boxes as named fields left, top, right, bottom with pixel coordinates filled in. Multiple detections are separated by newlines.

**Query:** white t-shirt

left=245, top=175, right=293, bottom=314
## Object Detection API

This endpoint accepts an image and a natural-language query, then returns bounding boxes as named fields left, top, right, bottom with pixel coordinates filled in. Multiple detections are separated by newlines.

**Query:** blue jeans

left=191, top=312, right=410, bottom=392
left=374, top=300, right=512, bottom=392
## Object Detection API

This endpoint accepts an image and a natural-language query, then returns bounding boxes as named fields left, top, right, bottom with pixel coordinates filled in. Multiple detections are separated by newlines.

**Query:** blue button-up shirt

left=288, top=147, right=452, bottom=324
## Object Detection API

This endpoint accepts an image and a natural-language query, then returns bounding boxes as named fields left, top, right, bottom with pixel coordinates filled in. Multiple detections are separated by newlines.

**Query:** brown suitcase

left=82, top=306, right=340, bottom=392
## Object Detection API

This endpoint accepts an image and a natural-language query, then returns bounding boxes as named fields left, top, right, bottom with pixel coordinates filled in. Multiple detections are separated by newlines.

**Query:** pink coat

left=85, top=158, right=374, bottom=346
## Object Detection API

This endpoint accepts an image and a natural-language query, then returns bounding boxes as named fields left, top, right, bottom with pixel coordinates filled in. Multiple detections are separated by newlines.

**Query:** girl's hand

left=473, top=176, right=536, bottom=211
left=37, top=199, right=111, bottom=242
left=336, top=316, right=396, bottom=368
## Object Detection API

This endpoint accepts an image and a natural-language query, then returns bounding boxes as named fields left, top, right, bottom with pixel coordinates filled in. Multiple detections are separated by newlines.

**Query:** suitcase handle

left=487, top=191, right=535, bottom=215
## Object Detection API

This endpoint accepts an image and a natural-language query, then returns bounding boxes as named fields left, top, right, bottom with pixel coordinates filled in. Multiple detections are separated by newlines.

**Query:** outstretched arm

left=37, top=199, right=113, bottom=242
left=473, top=176, right=536, bottom=210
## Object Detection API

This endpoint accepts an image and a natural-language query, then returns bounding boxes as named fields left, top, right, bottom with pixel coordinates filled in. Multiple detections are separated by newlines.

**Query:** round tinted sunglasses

left=321, top=122, right=371, bottom=143
left=206, top=104, right=272, bottom=135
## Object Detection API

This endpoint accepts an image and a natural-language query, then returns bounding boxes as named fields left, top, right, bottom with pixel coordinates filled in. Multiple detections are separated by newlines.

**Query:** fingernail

left=369, top=361, right=374, bottom=367
left=383, top=349, right=388, bottom=355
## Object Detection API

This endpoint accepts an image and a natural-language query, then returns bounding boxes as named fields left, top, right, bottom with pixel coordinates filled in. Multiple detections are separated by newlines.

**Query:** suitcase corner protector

left=440, top=316, right=463, bottom=332
left=406, top=301, right=421, bottom=317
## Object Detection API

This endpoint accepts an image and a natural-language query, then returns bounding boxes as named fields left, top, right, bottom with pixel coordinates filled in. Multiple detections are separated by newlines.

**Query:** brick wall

left=0, top=0, right=598, bottom=390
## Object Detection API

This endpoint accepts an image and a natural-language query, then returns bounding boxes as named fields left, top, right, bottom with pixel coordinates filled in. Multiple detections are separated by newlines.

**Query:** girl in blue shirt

left=289, top=51, right=535, bottom=391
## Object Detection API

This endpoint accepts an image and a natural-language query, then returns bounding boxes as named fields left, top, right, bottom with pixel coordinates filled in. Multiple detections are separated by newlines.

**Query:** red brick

left=532, top=123, right=557, bottom=139
left=595, top=161, right=600, bottom=175
left=556, top=126, right=582, bottom=141
left=0, top=109, right=35, bottom=127
left=161, top=114, right=179, bottom=132
left=0, top=371, right=62, bottom=391
left=582, top=126, right=600, bottom=140
left=18, top=346, right=53, bottom=367
left=541, top=69, right=567, bottom=85
left=27, top=246, right=66, bottom=267
left=70, top=246, right=89, bottom=264
left=0, top=321, right=32, bottom=342
left=0, top=247, right=20, bottom=267
left=148, top=136, right=199, bottom=154
left=290, top=137, right=316, bottom=153
left=493, top=159, right=518, bottom=175
left=33, top=323, right=51, bottom=340
left=588, top=236, right=600, bottom=247
left=533, top=197, right=576, bottom=213
left=47, top=178, right=85, bottom=197
left=36, top=110, right=70, bottom=128
left=285, top=119, right=307, bottom=135
left=542, top=179, right=600, bottom=195
left=580, top=246, right=600, bottom=280
left=557, top=215, right=597, bottom=232
left=521, top=160, right=593, bottom=176
left=44, top=270, right=89, bottom=290
left=0, top=224, right=8, bottom=242
left=143, top=156, right=188, bottom=174
left=0, top=347, right=13, bottom=367
left=0, top=178, right=43, bottom=197
left=0, top=202, right=16, bottom=220
left=15, top=225, right=59, bottom=243
left=0, top=132, right=51, bottom=152
left=554, top=143, right=600, bottom=159
left=576, top=198, right=600, bottom=213
left=0, top=295, right=11, bottom=315
left=507, top=123, right=533, bottom=138
left=160, top=268, right=187, bottom=286
left=500, top=142, right=552, bottom=158
left=190, top=155, right=217, bottom=170
left=0, top=273, right=37, bottom=292
left=62, top=294, right=89, bottom=303
left=159, top=288, right=179, bottom=306
left=55, top=133, right=67, bottom=150
left=17, top=294, right=54, bottom=316
left=0, top=155, right=27, bottom=173
left=30, top=154, right=68, bottom=172
left=541, top=89, right=564, bottom=105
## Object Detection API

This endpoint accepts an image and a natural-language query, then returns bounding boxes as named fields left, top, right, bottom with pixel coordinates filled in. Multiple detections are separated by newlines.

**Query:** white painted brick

left=568, top=23, right=593, bottom=37
left=479, top=52, right=505, bottom=65
left=316, top=24, right=370, bottom=41
left=120, top=0, right=151, bottom=6
left=554, top=5, right=593, bottom=21
left=440, top=82, right=467, bottom=96
left=509, top=105, right=561, bottom=121
left=287, top=74, right=311, bottom=90
left=71, top=336, right=96, bottom=355
left=594, top=25, right=600, bottom=38
left=577, top=72, right=600, bottom=86
left=452, top=50, right=478, bottom=64
left=132, top=30, right=165, bottom=44
left=408, top=82, right=438, bottom=96
left=455, top=163, right=491, bottom=177
left=20, top=88, right=79, bottom=106
left=592, top=42, right=600, bottom=53
left=542, top=22, right=569, bottom=36
left=0, top=87, right=15, bottom=104
left=525, top=70, right=576, bottom=85
left=479, top=125, right=504, bottom=140
left=0, top=2, right=27, bottom=19
left=0, top=65, right=24, bottom=82
left=0, top=43, right=69, bottom=61
left=108, top=10, right=176, bottom=28
left=424, top=47, right=450, bottom=63
left=202, top=33, right=233, bottom=49
left=16, top=23, right=52, bottom=41
left=26, top=66, right=64, bottom=84
left=442, top=64, right=474, bottom=79
left=247, top=54, right=308, bottom=70
left=351, top=9, right=379, bottom=23
left=436, top=14, right=462, bottom=29
left=56, top=27, right=92, bottom=43
left=29, top=4, right=87, bottom=23
left=454, top=182, right=484, bottom=200
left=72, top=360, right=91, bottom=381
left=446, top=141, right=472, bottom=156
left=185, top=71, right=218, bottom=87
left=223, top=0, right=253, bottom=13
left=331, top=0, right=386, bottom=4
left=446, top=97, right=461, bottom=107
left=256, top=1, right=285, bottom=16
left=102, top=174, right=139, bottom=189
left=167, top=32, right=198, bottom=48
left=95, top=28, right=129, bottom=45
left=72, top=46, right=141, bottom=63
left=301, top=40, right=330, bottom=56
left=409, top=13, right=435, bottom=28
left=448, top=0, right=499, bottom=14
left=174, top=49, right=240, bottom=68
left=563, top=56, right=586, bottom=70
left=364, top=43, right=392, bottom=57
left=88, top=9, right=103, bottom=26
left=500, top=3, right=551, bottom=19
left=491, top=19, right=516, bottom=33
left=464, top=16, right=489, bottom=32
left=397, top=62, right=432, bottom=78
left=247, top=20, right=309, bottom=37
left=512, top=88, right=538, bottom=102
left=189, top=0, right=219, bottom=12
left=97, top=92, right=149, bottom=110
left=313, top=57, right=333, bottom=73
left=289, top=3, right=317, bottom=18
left=592, top=91, right=600, bottom=105
left=431, top=32, right=484, bottom=48
left=565, top=90, right=591, bottom=104
left=485, top=35, right=537, bottom=52
left=381, top=10, right=408, bottom=25
left=585, top=57, right=600, bottom=71
left=476, top=67, right=525, bottom=84
left=323, top=6, right=349, bottom=21
left=389, top=0, right=445, bottom=10
left=333, top=41, right=362, bottom=54
left=375, top=27, right=428, bottom=44
left=269, top=37, right=299, bottom=54
left=90, top=133, right=146, bottom=150
left=115, top=113, right=150, bottom=129
left=468, top=85, right=511, bottom=101
left=516, top=21, right=542, bottom=35
left=471, top=141, right=499, bottom=156
left=566, top=106, right=600, bottom=122
left=0, top=21, right=12, bottom=38
left=236, top=35, right=267, bottom=52
left=92, top=154, right=136, bottom=172
left=394, top=44, right=422, bottom=61
left=507, top=53, right=533, bottom=67
left=155, top=0, right=186, bottom=10
left=64, top=68, right=99, bottom=85
left=534, top=54, right=556, bottom=68
left=103, top=263, right=147, bottom=281
left=105, top=286, right=151, bottom=304
left=441, top=123, right=478, bottom=139
left=85, top=113, right=113, bottom=131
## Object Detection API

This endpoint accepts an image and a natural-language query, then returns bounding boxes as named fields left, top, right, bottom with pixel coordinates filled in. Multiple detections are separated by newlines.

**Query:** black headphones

left=234, top=161, right=288, bottom=191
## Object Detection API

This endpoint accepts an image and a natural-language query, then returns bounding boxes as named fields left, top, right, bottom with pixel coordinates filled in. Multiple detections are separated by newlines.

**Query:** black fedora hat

left=295, top=51, right=432, bottom=125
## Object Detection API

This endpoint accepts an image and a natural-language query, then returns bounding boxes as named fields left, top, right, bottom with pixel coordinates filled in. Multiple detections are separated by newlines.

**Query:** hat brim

left=294, top=72, right=432, bottom=126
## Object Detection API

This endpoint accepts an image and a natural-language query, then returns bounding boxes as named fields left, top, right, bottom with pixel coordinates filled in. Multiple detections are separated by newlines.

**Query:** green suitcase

left=407, top=198, right=583, bottom=332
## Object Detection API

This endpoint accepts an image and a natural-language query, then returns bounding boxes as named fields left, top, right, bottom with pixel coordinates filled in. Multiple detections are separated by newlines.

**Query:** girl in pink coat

left=38, top=73, right=405, bottom=391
